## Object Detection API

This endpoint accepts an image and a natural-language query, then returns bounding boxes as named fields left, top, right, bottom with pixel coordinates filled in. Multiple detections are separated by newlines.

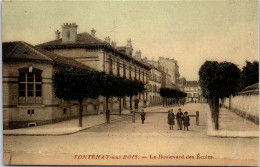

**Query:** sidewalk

left=206, top=106, right=259, bottom=138
left=3, top=105, right=168, bottom=136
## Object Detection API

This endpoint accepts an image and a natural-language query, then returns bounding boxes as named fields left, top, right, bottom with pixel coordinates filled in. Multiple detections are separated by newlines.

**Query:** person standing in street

left=183, top=112, right=190, bottom=131
left=176, top=108, right=184, bottom=130
left=140, top=109, right=146, bottom=124
left=168, top=110, right=175, bottom=130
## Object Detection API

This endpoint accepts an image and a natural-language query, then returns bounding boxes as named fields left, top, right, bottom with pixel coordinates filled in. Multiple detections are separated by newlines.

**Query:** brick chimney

left=55, top=30, right=60, bottom=40
left=62, top=23, right=78, bottom=43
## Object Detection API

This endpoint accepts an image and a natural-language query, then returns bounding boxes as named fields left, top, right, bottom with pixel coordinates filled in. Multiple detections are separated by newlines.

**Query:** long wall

left=222, top=94, right=259, bottom=123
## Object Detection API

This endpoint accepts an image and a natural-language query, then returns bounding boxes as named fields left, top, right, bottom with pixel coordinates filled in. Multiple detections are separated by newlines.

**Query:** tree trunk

left=106, top=96, right=110, bottom=124
left=214, top=97, right=219, bottom=130
left=130, top=96, right=132, bottom=112
left=212, top=98, right=216, bottom=122
left=106, top=96, right=109, bottom=111
left=119, top=97, right=122, bottom=115
left=163, top=98, right=165, bottom=107
left=79, top=100, right=83, bottom=127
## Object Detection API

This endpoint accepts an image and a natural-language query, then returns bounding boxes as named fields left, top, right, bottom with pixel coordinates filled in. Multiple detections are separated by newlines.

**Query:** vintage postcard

left=2, top=0, right=259, bottom=166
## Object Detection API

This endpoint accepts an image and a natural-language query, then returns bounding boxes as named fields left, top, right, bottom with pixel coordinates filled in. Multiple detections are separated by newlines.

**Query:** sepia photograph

left=2, top=0, right=259, bottom=166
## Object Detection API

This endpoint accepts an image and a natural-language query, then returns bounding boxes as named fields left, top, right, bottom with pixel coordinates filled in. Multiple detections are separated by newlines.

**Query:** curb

left=206, top=106, right=259, bottom=138
left=3, top=116, right=129, bottom=136
left=3, top=105, right=183, bottom=137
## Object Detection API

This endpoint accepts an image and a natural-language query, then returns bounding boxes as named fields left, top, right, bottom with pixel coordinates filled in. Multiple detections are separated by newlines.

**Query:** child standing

left=183, top=112, right=190, bottom=131
left=140, top=110, right=146, bottom=124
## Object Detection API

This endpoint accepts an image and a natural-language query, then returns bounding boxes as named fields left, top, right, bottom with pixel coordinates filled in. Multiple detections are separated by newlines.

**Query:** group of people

left=139, top=108, right=190, bottom=131
left=168, top=108, right=190, bottom=131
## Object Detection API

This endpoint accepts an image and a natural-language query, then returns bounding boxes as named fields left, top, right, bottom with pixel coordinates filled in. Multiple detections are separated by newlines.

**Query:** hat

left=184, top=112, right=188, bottom=114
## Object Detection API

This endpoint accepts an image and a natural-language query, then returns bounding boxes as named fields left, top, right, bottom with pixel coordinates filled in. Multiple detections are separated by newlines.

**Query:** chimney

left=134, top=50, right=142, bottom=61
left=104, top=36, right=111, bottom=44
left=61, top=23, right=78, bottom=43
left=111, top=41, right=116, bottom=47
left=125, top=39, right=133, bottom=56
left=55, top=30, right=60, bottom=40
left=91, top=28, right=96, bottom=37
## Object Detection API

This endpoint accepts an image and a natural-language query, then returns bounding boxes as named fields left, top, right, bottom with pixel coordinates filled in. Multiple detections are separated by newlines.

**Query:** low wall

left=222, top=94, right=259, bottom=124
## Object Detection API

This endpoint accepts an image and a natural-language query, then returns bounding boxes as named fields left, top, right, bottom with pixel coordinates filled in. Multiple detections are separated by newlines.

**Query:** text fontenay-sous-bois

left=74, top=154, right=214, bottom=160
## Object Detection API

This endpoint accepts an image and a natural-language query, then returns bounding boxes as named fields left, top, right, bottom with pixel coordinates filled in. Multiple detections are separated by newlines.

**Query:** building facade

left=38, top=23, right=151, bottom=113
left=147, top=67, right=163, bottom=106
left=158, top=57, right=180, bottom=87
left=183, top=81, right=207, bottom=103
left=3, top=41, right=92, bottom=129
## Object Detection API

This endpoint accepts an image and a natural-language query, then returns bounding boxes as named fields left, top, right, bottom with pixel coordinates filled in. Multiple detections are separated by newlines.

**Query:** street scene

left=2, top=0, right=259, bottom=166
left=3, top=103, right=259, bottom=166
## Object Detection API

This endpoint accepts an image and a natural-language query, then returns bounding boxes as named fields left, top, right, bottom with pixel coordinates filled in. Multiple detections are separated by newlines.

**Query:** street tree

left=113, top=77, right=128, bottom=115
left=241, top=61, right=259, bottom=90
left=52, top=68, right=101, bottom=127
left=100, top=73, right=117, bottom=123
left=159, top=88, right=187, bottom=106
left=199, top=61, right=241, bottom=129
left=125, top=80, right=145, bottom=112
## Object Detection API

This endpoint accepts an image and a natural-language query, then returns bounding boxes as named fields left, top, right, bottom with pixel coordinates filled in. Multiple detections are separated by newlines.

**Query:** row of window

left=150, top=96, right=161, bottom=104
left=150, top=73, right=161, bottom=83
left=184, top=87, right=200, bottom=91
left=187, top=93, right=200, bottom=97
left=109, top=58, right=146, bottom=82
left=147, top=84, right=160, bottom=93
left=18, top=66, right=148, bottom=105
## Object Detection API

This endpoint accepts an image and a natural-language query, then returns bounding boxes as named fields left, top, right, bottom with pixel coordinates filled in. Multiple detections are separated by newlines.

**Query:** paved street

left=3, top=103, right=259, bottom=166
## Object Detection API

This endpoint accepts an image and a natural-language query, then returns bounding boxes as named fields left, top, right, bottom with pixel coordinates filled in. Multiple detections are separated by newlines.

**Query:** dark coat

left=168, top=113, right=175, bottom=125
left=140, top=112, right=145, bottom=120
left=183, top=116, right=190, bottom=126
left=176, top=112, right=184, bottom=120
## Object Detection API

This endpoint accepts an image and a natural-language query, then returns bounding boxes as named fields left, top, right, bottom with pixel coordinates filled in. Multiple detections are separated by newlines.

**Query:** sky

left=2, top=0, right=259, bottom=80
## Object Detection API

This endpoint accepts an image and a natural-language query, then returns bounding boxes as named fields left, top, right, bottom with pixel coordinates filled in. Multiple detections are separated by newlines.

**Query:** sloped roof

left=37, top=32, right=105, bottom=46
left=244, top=83, right=259, bottom=91
left=37, top=32, right=151, bottom=70
left=239, top=82, right=259, bottom=95
left=3, top=41, right=90, bottom=69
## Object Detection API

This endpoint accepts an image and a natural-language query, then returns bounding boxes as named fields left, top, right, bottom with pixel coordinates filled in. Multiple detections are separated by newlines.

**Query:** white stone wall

left=223, top=94, right=259, bottom=118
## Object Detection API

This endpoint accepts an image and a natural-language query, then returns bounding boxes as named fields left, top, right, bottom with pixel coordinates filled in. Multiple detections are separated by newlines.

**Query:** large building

left=38, top=23, right=151, bottom=113
left=3, top=23, right=151, bottom=129
left=3, top=41, right=91, bottom=129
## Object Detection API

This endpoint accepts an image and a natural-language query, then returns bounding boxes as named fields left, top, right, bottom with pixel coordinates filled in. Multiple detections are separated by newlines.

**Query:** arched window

left=109, top=58, right=113, bottom=75
left=123, top=64, right=126, bottom=78
left=139, top=69, right=141, bottom=80
left=129, top=65, right=132, bottom=80
left=117, top=61, right=120, bottom=76
left=18, top=67, right=42, bottom=104
left=134, top=68, right=137, bottom=80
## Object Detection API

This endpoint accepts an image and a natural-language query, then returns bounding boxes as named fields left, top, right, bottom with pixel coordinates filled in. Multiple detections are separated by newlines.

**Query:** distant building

left=177, top=77, right=187, bottom=91
left=158, top=57, right=180, bottom=87
left=183, top=81, right=207, bottom=103
left=147, top=66, right=163, bottom=106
